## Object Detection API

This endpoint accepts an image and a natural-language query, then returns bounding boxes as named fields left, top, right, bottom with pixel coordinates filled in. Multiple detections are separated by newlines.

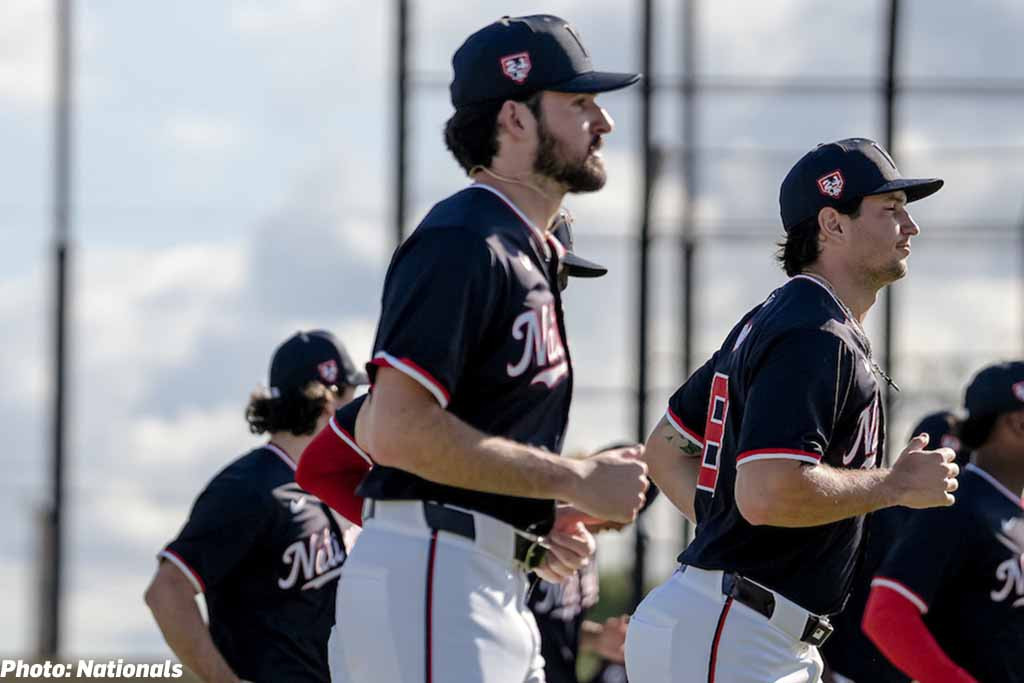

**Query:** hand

left=582, top=616, right=628, bottom=663
left=532, top=521, right=596, bottom=583
left=568, top=445, right=649, bottom=523
left=886, top=434, right=959, bottom=509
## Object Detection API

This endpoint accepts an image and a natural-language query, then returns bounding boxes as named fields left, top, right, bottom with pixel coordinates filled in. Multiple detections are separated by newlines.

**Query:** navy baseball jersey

left=873, top=463, right=1024, bottom=682
left=356, top=184, right=572, bottom=534
left=666, top=274, right=884, bottom=615
left=822, top=506, right=912, bottom=682
left=161, top=444, right=347, bottom=682
left=528, top=561, right=600, bottom=683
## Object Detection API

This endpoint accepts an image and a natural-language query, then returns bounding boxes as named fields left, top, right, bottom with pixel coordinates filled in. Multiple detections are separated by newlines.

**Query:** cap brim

left=550, top=71, right=642, bottom=95
left=564, top=253, right=608, bottom=278
left=870, top=177, right=944, bottom=203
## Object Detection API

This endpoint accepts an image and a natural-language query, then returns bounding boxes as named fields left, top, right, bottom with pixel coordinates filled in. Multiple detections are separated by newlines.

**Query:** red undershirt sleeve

left=862, top=583, right=977, bottom=683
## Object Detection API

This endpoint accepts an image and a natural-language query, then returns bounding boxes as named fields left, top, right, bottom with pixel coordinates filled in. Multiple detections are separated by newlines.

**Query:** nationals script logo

left=506, top=303, right=569, bottom=388
left=278, top=526, right=345, bottom=591
left=843, top=393, right=880, bottom=469
left=992, top=518, right=1024, bottom=607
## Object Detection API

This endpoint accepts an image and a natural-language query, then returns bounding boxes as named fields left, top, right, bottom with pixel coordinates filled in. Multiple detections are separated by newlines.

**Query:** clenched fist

left=887, top=433, right=960, bottom=509
left=567, top=445, right=649, bottom=523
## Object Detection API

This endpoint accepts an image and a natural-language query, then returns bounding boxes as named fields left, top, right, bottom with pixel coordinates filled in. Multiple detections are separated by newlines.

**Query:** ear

left=1004, top=409, right=1024, bottom=439
left=496, top=100, right=535, bottom=141
left=817, top=207, right=845, bottom=244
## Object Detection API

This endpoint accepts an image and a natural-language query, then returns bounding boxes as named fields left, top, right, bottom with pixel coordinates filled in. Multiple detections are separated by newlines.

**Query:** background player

left=823, top=410, right=965, bottom=683
left=864, top=361, right=1024, bottom=682
left=144, top=330, right=366, bottom=683
left=626, top=138, right=957, bottom=683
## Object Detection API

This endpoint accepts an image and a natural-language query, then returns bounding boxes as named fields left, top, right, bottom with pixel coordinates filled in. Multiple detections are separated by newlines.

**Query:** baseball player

left=144, top=331, right=367, bottom=683
left=823, top=411, right=965, bottom=683
left=864, top=362, right=1024, bottom=682
left=625, top=138, right=958, bottom=683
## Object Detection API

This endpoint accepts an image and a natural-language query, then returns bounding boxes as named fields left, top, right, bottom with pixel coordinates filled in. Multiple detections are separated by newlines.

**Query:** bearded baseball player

left=144, top=331, right=366, bottom=683
left=324, top=19, right=648, bottom=678
left=863, top=361, right=1024, bottom=682
left=625, top=138, right=959, bottom=683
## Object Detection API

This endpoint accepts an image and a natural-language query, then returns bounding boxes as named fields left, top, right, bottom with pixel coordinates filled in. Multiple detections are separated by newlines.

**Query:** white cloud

left=0, top=0, right=51, bottom=107
left=162, top=115, right=242, bottom=152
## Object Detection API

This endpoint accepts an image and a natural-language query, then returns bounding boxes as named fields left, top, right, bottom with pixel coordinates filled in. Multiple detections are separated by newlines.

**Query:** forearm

left=737, top=462, right=897, bottom=527
left=146, top=583, right=239, bottom=683
left=365, top=390, right=580, bottom=501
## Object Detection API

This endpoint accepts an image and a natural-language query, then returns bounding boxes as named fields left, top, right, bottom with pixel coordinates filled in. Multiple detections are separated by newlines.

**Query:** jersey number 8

left=696, top=373, right=730, bottom=494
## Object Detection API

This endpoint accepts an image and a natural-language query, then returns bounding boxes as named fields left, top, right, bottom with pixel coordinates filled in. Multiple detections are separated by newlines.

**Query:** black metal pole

left=394, top=0, right=409, bottom=247
left=882, top=0, right=900, bottom=465
left=632, top=0, right=654, bottom=610
left=40, top=0, right=72, bottom=659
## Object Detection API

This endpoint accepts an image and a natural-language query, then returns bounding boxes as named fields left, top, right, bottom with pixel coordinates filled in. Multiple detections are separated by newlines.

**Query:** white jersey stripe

left=871, top=577, right=929, bottom=614
left=373, top=351, right=450, bottom=408
left=329, top=416, right=374, bottom=465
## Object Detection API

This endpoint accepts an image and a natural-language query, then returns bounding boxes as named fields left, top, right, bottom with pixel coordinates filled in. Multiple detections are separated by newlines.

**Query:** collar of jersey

left=966, top=463, right=1024, bottom=508
left=469, top=183, right=552, bottom=257
left=266, top=442, right=297, bottom=472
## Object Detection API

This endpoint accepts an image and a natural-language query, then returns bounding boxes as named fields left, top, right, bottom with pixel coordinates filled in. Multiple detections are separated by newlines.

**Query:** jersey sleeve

left=369, top=227, right=501, bottom=408
left=664, top=352, right=719, bottom=450
left=161, top=471, right=270, bottom=593
left=735, top=329, right=852, bottom=466
left=871, top=504, right=969, bottom=614
left=295, top=394, right=372, bottom=525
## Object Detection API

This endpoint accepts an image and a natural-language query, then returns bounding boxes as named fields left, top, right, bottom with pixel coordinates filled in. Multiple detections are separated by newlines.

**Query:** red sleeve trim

left=666, top=407, right=704, bottom=448
left=371, top=352, right=451, bottom=408
left=863, top=583, right=977, bottom=683
left=159, top=549, right=206, bottom=594
left=328, top=417, right=373, bottom=465
left=296, top=423, right=371, bottom=526
left=735, top=448, right=822, bottom=466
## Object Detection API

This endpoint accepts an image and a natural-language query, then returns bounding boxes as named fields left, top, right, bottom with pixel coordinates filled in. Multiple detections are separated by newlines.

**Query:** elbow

left=144, top=577, right=166, bottom=616
left=736, top=490, right=773, bottom=526
left=734, top=472, right=793, bottom=526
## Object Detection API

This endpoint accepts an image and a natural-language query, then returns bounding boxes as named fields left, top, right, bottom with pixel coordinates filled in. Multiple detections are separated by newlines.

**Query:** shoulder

left=201, top=447, right=288, bottom=505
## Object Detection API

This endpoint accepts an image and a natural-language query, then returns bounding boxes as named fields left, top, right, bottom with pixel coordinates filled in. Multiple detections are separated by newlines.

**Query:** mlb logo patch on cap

left=500, top=52, right=531, bottom=83
left=318, top=359, right=339, bottom=384
left=817, top=170, right=845, bottom=199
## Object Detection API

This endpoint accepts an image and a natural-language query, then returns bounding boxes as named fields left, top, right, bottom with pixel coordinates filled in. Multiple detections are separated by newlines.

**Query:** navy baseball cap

left=964, top=361, right=1024, bottom=418
left=552, top=209, right=607, bottom=278
left=269, top=330, right=368, bottom=397
left=910, top=411, right=964, bottom=457
left=450, top=15, right=641, bottom=109
left=779, top=138, right=944, bottom=230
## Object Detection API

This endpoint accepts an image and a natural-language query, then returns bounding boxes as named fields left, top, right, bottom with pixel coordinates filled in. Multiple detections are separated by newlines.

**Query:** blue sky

left=1, top=0, right=1022, bottom=655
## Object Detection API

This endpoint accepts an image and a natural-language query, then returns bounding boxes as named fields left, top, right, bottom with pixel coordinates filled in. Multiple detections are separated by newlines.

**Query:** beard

left=532, top=120, right=607, bottom=193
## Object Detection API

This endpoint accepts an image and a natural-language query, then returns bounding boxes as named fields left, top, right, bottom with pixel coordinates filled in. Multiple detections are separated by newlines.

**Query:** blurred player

left=627, top=138, right=955, bottom=683
left=864, top=362, right=1024, bottom=682
left=823, top=410, right=965, bottom=683
left=144, top=331, right=366, bottom=683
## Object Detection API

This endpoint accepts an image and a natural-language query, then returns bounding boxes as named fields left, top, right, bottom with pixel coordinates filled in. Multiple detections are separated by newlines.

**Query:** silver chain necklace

left=800, top=272, right=901, bottom=392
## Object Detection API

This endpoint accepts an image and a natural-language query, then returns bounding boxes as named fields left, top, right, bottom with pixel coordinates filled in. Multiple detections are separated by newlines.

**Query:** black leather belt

left=721, top=572, right=833, bottom=647
left=366, top=500, right=548, bottom=570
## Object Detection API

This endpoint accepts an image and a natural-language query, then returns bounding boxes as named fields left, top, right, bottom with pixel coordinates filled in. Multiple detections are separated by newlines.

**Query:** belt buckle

left=801, top=616, right=833, bottom=647
left=514, top=533, right=548, bottom=570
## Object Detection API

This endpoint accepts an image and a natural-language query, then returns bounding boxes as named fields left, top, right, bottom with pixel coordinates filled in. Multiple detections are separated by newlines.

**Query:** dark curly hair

left=775, top=197, right=863, bottom=277
left=443, top=92, right=543, bottom=174
left=245, top=381, right=331, bottom=436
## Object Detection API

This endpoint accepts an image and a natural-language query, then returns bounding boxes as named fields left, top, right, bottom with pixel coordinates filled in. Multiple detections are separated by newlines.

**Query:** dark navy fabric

left=164, top=446, right=346, bottom=683
left=822, top=506, right=912, bottom=683
left=875, top=464, right=1024, bottom=682
left=357, top=186, right=572, bottom=534
left=529, top=560, right=600, bottom=683
left=666, top=275, right=884, bottom=615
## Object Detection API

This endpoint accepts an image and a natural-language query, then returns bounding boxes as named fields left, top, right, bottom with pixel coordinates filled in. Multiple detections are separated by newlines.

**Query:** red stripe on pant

left=424, top=530, right=439, bottom=683
left=708, top=596, right=734, bottom=683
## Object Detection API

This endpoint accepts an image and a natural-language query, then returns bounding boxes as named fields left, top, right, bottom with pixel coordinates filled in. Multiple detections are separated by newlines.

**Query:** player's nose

left=593, top=106, right=614, bottom=135
left=901, top=210, right=920, bottom=236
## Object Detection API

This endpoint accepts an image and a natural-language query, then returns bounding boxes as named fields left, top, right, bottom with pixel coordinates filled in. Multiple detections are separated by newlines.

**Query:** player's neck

left=472, top=171, right=564, bottom=233
left=801, top=266, right=875, bottom=324
left=973, top=450, right=1024, bottom=499
left=268, top=433, right=315, bottom=466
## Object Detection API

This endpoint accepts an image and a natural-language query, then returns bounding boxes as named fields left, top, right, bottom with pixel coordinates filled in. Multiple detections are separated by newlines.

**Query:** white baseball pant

left=625, top=566, right=824, bottom=683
